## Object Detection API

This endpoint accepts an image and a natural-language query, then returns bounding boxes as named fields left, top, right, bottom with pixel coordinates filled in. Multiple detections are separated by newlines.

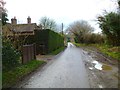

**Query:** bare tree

left=0, top=0, right=6, bottom=19
left=39, top=16, right=57, bottom=31
left=66, top=20, right=94, bottom=43
left=118, top=0, right=120, bottom=13
left=68, top=20, right=93, bottom=34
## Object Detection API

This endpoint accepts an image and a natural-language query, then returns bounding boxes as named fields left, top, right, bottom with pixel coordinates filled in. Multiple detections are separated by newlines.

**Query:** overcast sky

left=5, top=0, right=118, bottom=33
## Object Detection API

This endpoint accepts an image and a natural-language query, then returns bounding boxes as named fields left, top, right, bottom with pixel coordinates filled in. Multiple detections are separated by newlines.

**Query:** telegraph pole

left=62, top=23, right=64, bottom=35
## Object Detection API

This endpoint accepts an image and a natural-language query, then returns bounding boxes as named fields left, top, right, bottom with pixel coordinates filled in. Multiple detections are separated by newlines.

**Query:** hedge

left=48, top=30, right=64, bottom=53
left=34, top=29, right=64, bottom=54
left=20, top=29, right=64, bottom=54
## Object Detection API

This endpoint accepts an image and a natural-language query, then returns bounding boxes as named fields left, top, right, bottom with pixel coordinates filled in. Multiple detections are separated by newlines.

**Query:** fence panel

left=22, top=44, right=36, bottom=64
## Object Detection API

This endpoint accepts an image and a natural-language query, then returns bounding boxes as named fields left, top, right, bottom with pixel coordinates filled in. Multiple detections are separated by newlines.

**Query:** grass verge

left=73, top=42, right=120, bottom=61
left=95, top=44, right=120, bottom=61
left=2, top=60, right=46, bottom=88
left=49, top=47, right=65, bottom=55
left=72, top=42, right=88, bottom=47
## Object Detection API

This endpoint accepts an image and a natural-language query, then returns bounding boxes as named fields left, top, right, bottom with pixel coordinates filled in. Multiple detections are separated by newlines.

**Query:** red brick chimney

left=27, top=16, right=31, bottom=24
left=11, top=16, right=17, bottom=24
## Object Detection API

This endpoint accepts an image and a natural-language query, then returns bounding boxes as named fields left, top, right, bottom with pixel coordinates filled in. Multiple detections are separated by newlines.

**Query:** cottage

left=3, top=16, right=39, bottom=37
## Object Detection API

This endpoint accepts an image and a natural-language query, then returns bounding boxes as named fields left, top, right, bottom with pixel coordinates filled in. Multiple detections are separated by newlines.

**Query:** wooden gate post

left=22, top=44, right=36, bottom=64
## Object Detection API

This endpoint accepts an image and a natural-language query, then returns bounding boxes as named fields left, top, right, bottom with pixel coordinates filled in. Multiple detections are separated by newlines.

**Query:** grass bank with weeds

left=95, top=44, right=120, bottom=61
left=73, top=42, right=120, bottom=61
left=72, top=42, right=88, bottom=47
left=2, top=60, right=46, bottom=88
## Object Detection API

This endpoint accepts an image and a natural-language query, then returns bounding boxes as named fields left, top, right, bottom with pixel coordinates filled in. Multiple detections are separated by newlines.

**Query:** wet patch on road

left=92, top=60, right=113, bottom=71
left=81, top=48, right=118, bottom=88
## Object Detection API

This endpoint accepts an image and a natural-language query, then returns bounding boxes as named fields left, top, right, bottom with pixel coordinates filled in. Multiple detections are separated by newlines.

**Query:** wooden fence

left=22, top=44, right=36, bottom=64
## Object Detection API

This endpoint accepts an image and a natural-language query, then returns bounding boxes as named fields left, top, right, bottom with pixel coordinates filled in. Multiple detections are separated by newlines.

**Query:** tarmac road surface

left=17, top=42, right=90, bottom=88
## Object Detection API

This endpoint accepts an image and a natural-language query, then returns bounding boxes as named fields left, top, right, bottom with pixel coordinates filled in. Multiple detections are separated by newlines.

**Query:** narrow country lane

left=17, top=42, right=90, bottom=88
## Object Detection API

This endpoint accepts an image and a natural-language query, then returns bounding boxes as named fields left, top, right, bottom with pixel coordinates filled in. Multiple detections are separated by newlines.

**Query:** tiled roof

left=6, top=23, right=37, bottom=33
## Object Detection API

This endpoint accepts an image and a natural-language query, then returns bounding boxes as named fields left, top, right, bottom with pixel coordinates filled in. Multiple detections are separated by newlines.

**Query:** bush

left=97, top=12, right=120, bottom=46
left=2, top=39, right=20, bottom=70
left=74, top=33, right=105, bottom=44
left=2, top=60, right=46, bottom=88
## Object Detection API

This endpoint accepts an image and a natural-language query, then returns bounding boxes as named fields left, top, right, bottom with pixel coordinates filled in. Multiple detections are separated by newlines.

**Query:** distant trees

left=67, top=20, right=93, bottom=43
left=66, top=20, right=97, bottom=43
left=66, top=20, right=104, bottom=44
left=39, top=16, right=57, bottom=32
left=97, top=1, right=120, bottom=46
left=68, top=20, right=94, bottom=33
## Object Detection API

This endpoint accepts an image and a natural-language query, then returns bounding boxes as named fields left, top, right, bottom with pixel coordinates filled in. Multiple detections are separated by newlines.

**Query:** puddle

left=89, top=67, right=93, bottom=70
left=95, top=64, right=102, bottom=70
left=92, top=60, right=112, bottom=71
left=92, top=61, right=98, bottom=64
left=98, top=84, right=103, bottom=88
left=92, top=61, right=102, bottom=70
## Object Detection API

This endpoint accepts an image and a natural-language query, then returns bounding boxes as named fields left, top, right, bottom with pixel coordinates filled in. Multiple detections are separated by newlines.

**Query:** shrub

left=2, top=39, right=20, bottom=70
left=74, top=33, right=105, bottom=44
left=97, top=12, right=120, bottom=46
left=2, top=60, right=46, bottom=88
